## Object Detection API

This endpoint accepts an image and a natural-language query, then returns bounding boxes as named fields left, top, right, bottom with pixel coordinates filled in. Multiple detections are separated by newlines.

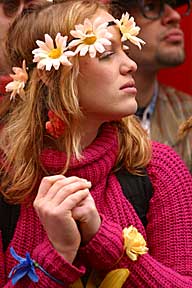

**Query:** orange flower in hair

left=45, top=110, right=65, bottom=138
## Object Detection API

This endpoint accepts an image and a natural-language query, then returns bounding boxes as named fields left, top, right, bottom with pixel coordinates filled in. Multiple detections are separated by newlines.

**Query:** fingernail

left=82, top=179, right=92, bottom=186
left=87, top=181, right=92, bottom=186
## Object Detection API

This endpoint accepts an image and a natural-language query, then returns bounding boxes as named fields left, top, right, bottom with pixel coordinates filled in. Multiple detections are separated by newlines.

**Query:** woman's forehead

left=91, top=9, right=115, bottom=26
left=91, top=9, right=120, bottom=40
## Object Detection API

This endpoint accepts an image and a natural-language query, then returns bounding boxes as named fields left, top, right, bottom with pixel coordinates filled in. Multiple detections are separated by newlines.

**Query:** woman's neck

left=79, top=118, right=102, bottom=149
left=44, top=118, right=103, bottom=152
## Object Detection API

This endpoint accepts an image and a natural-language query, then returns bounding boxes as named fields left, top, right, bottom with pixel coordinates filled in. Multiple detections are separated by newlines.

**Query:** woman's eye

left=99, top=51, right=114, bottom=60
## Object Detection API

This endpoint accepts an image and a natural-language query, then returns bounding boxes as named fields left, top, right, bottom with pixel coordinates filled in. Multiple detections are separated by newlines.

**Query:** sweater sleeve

left=79, top=215, right=124, bottom=269
left=32, top=237, right=86, bottom=287
left=79, top=142, right=192, bottom=287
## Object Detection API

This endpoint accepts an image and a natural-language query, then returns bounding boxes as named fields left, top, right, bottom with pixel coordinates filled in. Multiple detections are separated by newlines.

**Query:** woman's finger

left=49, top=180, right=91, bottom=205
left=58, top=188, right=90, bottom=211
left=35, top=175, right=65, bottom=200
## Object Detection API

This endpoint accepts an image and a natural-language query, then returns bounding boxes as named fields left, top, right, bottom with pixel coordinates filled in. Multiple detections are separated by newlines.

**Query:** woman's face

left=77, top=9, right=138, bottom=125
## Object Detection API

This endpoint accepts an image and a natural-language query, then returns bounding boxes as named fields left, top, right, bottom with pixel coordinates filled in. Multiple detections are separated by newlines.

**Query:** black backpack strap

left=115, top=168, right=153, bottom=227
left=0, top=195, right=20, bottom=252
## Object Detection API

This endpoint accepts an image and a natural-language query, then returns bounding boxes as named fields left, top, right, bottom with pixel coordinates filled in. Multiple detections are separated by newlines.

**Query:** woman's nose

left=120, top=55, right=137, bottom=75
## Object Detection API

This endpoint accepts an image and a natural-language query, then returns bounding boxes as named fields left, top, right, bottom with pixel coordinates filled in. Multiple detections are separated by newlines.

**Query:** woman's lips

left=120, top=82, right=137, bottom=94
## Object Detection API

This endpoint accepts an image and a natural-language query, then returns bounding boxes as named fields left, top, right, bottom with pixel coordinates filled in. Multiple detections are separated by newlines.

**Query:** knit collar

left=40, top=124, right=118, bottom=187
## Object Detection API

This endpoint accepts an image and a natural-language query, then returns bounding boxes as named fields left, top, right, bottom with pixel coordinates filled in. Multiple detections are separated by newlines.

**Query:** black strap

left=115, top=168, right=153, bottom=227
left=0, top=196, right=20, bottom=252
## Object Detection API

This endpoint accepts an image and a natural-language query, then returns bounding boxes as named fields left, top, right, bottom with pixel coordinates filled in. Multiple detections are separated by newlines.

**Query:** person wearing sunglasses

left=111, top=0, right=192, bottom=172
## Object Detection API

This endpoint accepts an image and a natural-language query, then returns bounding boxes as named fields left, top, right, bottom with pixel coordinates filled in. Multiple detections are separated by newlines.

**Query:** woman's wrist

left=55, top=247, right=78, bottom=264
left=81, top=213, right=102, bottom=245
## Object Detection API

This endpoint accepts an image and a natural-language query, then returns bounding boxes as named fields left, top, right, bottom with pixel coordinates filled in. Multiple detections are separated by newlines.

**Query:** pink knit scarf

left=41, top=124, right=119, bottom=186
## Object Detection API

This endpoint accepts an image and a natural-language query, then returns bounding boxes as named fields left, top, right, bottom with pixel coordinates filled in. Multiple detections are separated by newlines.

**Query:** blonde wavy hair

left=0, top=0, right=151, bottom=204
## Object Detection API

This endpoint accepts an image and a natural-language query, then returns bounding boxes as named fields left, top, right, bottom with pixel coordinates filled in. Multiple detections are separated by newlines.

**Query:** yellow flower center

left=84, top=35, right=97, bottom=45
left=48, top=48, right=62, bottom=59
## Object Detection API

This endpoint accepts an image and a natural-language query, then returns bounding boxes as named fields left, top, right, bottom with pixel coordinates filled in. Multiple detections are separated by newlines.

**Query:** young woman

left=1, top=1, right=192, bottom=287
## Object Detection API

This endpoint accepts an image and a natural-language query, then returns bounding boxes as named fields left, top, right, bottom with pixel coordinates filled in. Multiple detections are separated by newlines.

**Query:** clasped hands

left=33, top=175, right=101, bottom=263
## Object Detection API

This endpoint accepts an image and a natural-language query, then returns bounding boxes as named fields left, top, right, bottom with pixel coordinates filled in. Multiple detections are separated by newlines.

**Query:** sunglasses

left=0, top=0, right=35, bottom=17
left=140, top=0, right=191, bottom=20
left=112, top=0, right=191, bottom=20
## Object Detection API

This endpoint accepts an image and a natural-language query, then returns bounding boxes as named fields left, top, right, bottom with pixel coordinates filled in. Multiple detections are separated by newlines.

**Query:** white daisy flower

left=69, top=18, right=112, bottom=58
left=6, top=60, right=28, bottom=100
left=115, top=12, right=145, bottom=49
left=32, top=33, right=73, bottom=71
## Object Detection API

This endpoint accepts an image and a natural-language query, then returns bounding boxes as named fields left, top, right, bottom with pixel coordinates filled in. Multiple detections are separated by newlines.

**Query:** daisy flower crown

left=6, top=12, right=145, bottom=100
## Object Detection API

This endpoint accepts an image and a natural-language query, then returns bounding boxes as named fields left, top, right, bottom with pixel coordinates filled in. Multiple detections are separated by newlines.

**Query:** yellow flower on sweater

left=123, top=225, right=148, bottom=261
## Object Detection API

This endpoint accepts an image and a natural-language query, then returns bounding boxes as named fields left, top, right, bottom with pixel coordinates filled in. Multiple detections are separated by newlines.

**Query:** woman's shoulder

left=151, top=140, right=182, bottom=160
left=146, top=141, right=192, bottom=205
left=147, top=141, right=191, bottom=179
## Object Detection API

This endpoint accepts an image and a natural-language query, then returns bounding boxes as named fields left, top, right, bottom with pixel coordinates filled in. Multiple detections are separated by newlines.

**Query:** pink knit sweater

left=1, top=124, right=192, bottom=287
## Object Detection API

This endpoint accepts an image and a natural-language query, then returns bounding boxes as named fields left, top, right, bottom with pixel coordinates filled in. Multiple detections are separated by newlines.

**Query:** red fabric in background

left=0, top=75, right=12, bottom=96
left=158, top=12, right=192, bottom=95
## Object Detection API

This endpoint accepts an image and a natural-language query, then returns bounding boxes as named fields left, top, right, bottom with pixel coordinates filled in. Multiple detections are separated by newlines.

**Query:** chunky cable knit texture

left=1, top=124, right=192, bottom=287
